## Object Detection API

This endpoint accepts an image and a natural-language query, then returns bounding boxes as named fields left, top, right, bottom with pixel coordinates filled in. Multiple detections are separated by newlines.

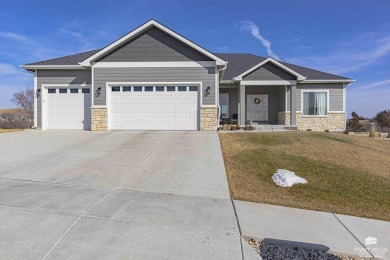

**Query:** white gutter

left=300, top=79, right=355, bottom=84
left=20, top=65, right=86, bottom=70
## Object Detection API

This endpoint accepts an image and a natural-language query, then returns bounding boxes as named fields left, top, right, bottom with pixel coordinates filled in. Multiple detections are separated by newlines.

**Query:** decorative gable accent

left=96, top=27, right=212, bottom=62
left=234, top=58, right=306, bottom=81
left=243, top=62, right=296, bottom=81
left=80, top=20, right=226, bottom=66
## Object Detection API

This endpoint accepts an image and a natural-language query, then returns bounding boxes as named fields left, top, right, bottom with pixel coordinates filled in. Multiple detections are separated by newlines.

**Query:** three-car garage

left=42, top=84, right=200, bottom=131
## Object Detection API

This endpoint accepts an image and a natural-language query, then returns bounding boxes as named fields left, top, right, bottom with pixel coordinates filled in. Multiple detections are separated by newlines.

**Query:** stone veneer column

left=91, top=107, right=108, bottom=131
left=200, top=107, right=218, bottom=131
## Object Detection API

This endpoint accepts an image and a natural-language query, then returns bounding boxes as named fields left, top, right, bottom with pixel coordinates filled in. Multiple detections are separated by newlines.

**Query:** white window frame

left=219, top=93, right=229, bottom=119
left=301, top=89, right=330, bottom=117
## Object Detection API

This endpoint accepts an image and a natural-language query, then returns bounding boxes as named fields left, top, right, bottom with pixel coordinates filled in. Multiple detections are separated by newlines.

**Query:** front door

left=246, top=95, right=268, bottom=122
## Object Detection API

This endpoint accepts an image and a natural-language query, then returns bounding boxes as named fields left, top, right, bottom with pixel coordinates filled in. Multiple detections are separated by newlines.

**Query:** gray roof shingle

left=24, top=50, right=352, bottom=81
left=214, top=53, right=352, bottom=81
left=25, top=49, right=100, bottom=66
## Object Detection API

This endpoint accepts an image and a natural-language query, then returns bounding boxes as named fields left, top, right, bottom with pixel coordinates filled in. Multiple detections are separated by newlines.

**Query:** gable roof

left=215, top=53, right=353, bottom=82
left=80, top=20, right=226, bottom=66
left=24, top=49, right=100, bottom=66
left=233, top=57, right=306, bottom=81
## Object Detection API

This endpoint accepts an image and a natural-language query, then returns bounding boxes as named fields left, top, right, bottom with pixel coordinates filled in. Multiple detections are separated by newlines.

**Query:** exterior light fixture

left=204, top=86, right=211, bottom=97
left=95, top=87, right=101, bottom=97
left=35, top=89, right=41, bottom=98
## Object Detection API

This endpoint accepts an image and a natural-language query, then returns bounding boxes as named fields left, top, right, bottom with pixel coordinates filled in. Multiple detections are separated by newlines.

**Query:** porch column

left=239, top=84, right=246, bottom=125
left=290, top=84, right=297, bottom=126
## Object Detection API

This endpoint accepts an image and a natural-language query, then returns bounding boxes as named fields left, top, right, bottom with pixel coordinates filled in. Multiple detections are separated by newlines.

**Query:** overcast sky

left=0, top=0, right=389, bottom=117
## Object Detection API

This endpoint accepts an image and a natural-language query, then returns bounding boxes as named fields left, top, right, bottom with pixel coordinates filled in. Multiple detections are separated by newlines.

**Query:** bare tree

left=11, top=88, right=34, bottom=128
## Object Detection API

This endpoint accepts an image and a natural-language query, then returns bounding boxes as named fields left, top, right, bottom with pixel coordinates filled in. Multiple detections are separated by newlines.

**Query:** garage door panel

left=132, top=104, right=143, bottom=110
left=154, top=96, right=165, bottom=102
left=45, top=88, right=91, bottom=130
left=143, top=104, right=153, bottom=110
left=109, top=85, right=198, bottom=130
left=143, top=96, right=154, bottom=102
left=154, top=104, right=165, bottom=110
left=132, top=96, right=143, bottom=102
left=166, top=104, right=176, bottom=110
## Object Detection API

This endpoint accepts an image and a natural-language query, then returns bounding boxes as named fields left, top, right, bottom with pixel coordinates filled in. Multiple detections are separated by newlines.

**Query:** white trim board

left=80, top=20, right=227, bottom=67
left=234, top=58, right=306, bottom=81
left=240, top=80, right=296, bottom=86
left=301, top=79, right=355, bottom=84
left=34, top=70, right=37, bottom=128
left=21, top=65, right=86, bottom=70
left=92, top=61, right=217, bottom=68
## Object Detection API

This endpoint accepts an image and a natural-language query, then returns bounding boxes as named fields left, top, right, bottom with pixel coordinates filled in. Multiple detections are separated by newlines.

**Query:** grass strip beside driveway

left=220, top=132, right=390, bottom=221
left=0, top=129, right=23, bottom=133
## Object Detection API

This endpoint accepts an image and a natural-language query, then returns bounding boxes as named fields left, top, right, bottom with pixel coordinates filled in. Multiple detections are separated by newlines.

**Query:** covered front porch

left=219, top=81, right=297, bottom=128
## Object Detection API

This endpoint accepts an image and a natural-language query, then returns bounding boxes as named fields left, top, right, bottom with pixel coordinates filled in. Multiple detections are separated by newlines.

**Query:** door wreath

left=254, top=98, right=261, bottom=104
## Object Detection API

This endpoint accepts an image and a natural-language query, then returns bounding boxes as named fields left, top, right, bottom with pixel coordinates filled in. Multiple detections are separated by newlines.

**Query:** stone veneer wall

left=91, top=107, right=108, bottom=131
left=280, top=112, right=346, bottom=131
left=200, top=107, right=218, bottom=131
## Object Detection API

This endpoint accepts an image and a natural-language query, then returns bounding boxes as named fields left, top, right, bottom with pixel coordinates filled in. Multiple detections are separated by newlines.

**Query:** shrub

left=244, top=125, right=255, bottom=131
left=346, top=111, right=364, bottom=132
left=373, top=110, right=390, bottom=128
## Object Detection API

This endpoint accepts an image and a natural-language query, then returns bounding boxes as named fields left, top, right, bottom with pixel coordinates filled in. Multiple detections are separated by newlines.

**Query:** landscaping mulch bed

left=248, top=238, right=360, bottom=260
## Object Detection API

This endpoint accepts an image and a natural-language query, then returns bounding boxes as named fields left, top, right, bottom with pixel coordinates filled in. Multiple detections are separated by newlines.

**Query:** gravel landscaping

left=247, top=238, right=361, bottom=260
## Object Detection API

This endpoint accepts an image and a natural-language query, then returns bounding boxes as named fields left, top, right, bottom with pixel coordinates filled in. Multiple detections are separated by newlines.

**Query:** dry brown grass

left=0, top=129, right=23, bottom=133
left=220, top=132, right=390, bottom=221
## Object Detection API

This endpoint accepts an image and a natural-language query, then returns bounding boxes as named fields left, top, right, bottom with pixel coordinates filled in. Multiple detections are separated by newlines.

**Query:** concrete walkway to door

left=0, top=131, right=241, bottom=259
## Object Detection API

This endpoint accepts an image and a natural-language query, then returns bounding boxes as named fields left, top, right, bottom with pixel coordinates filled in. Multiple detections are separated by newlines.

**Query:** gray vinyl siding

left=279, top=87, right=286, bottom=112
left=286, top=87, right=301, bottom=112
left=243, top=63, right=296, bottom=81
left=36, top=69, right=91, bottom=128
left=287, top=83, right=344, bottom=112
left=94, top=67, right=216, bottom=106
left=219, top=84, right=239, bottom=117
left=97, top=27, right=212, bottom=62
left=297, top=83, right=344, bottom=112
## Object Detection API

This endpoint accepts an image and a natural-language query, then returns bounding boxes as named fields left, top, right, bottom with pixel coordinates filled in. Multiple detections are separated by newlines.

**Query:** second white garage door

left=109, top=85, right=199, bottom=130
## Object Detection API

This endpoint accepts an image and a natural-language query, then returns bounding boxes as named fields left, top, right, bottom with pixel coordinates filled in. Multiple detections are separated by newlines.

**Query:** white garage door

left=45, top=87, right=91, bottom=130
left=109, top=85, right=199, bottom=130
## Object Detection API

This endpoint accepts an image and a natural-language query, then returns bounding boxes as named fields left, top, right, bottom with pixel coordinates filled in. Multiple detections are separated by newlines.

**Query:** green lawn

left=220, top=132, right=390, bottom=221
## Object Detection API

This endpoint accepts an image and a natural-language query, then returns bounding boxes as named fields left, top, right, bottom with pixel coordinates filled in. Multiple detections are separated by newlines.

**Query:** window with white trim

left=219, top=93, right=229, bottom=119
left=303, top=91, right=327, bottom=116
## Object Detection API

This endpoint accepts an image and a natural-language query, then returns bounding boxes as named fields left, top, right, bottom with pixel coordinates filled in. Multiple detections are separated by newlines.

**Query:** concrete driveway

left=0, top=131, right=241, bottom=259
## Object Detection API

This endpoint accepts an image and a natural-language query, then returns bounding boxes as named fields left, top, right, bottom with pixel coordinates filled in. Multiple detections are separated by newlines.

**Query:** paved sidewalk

left=234, top=200, right=390, bottom=259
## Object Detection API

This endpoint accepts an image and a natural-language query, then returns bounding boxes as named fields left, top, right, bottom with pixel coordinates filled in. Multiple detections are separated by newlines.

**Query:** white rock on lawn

left=272, top=169, right=307, bottom=187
